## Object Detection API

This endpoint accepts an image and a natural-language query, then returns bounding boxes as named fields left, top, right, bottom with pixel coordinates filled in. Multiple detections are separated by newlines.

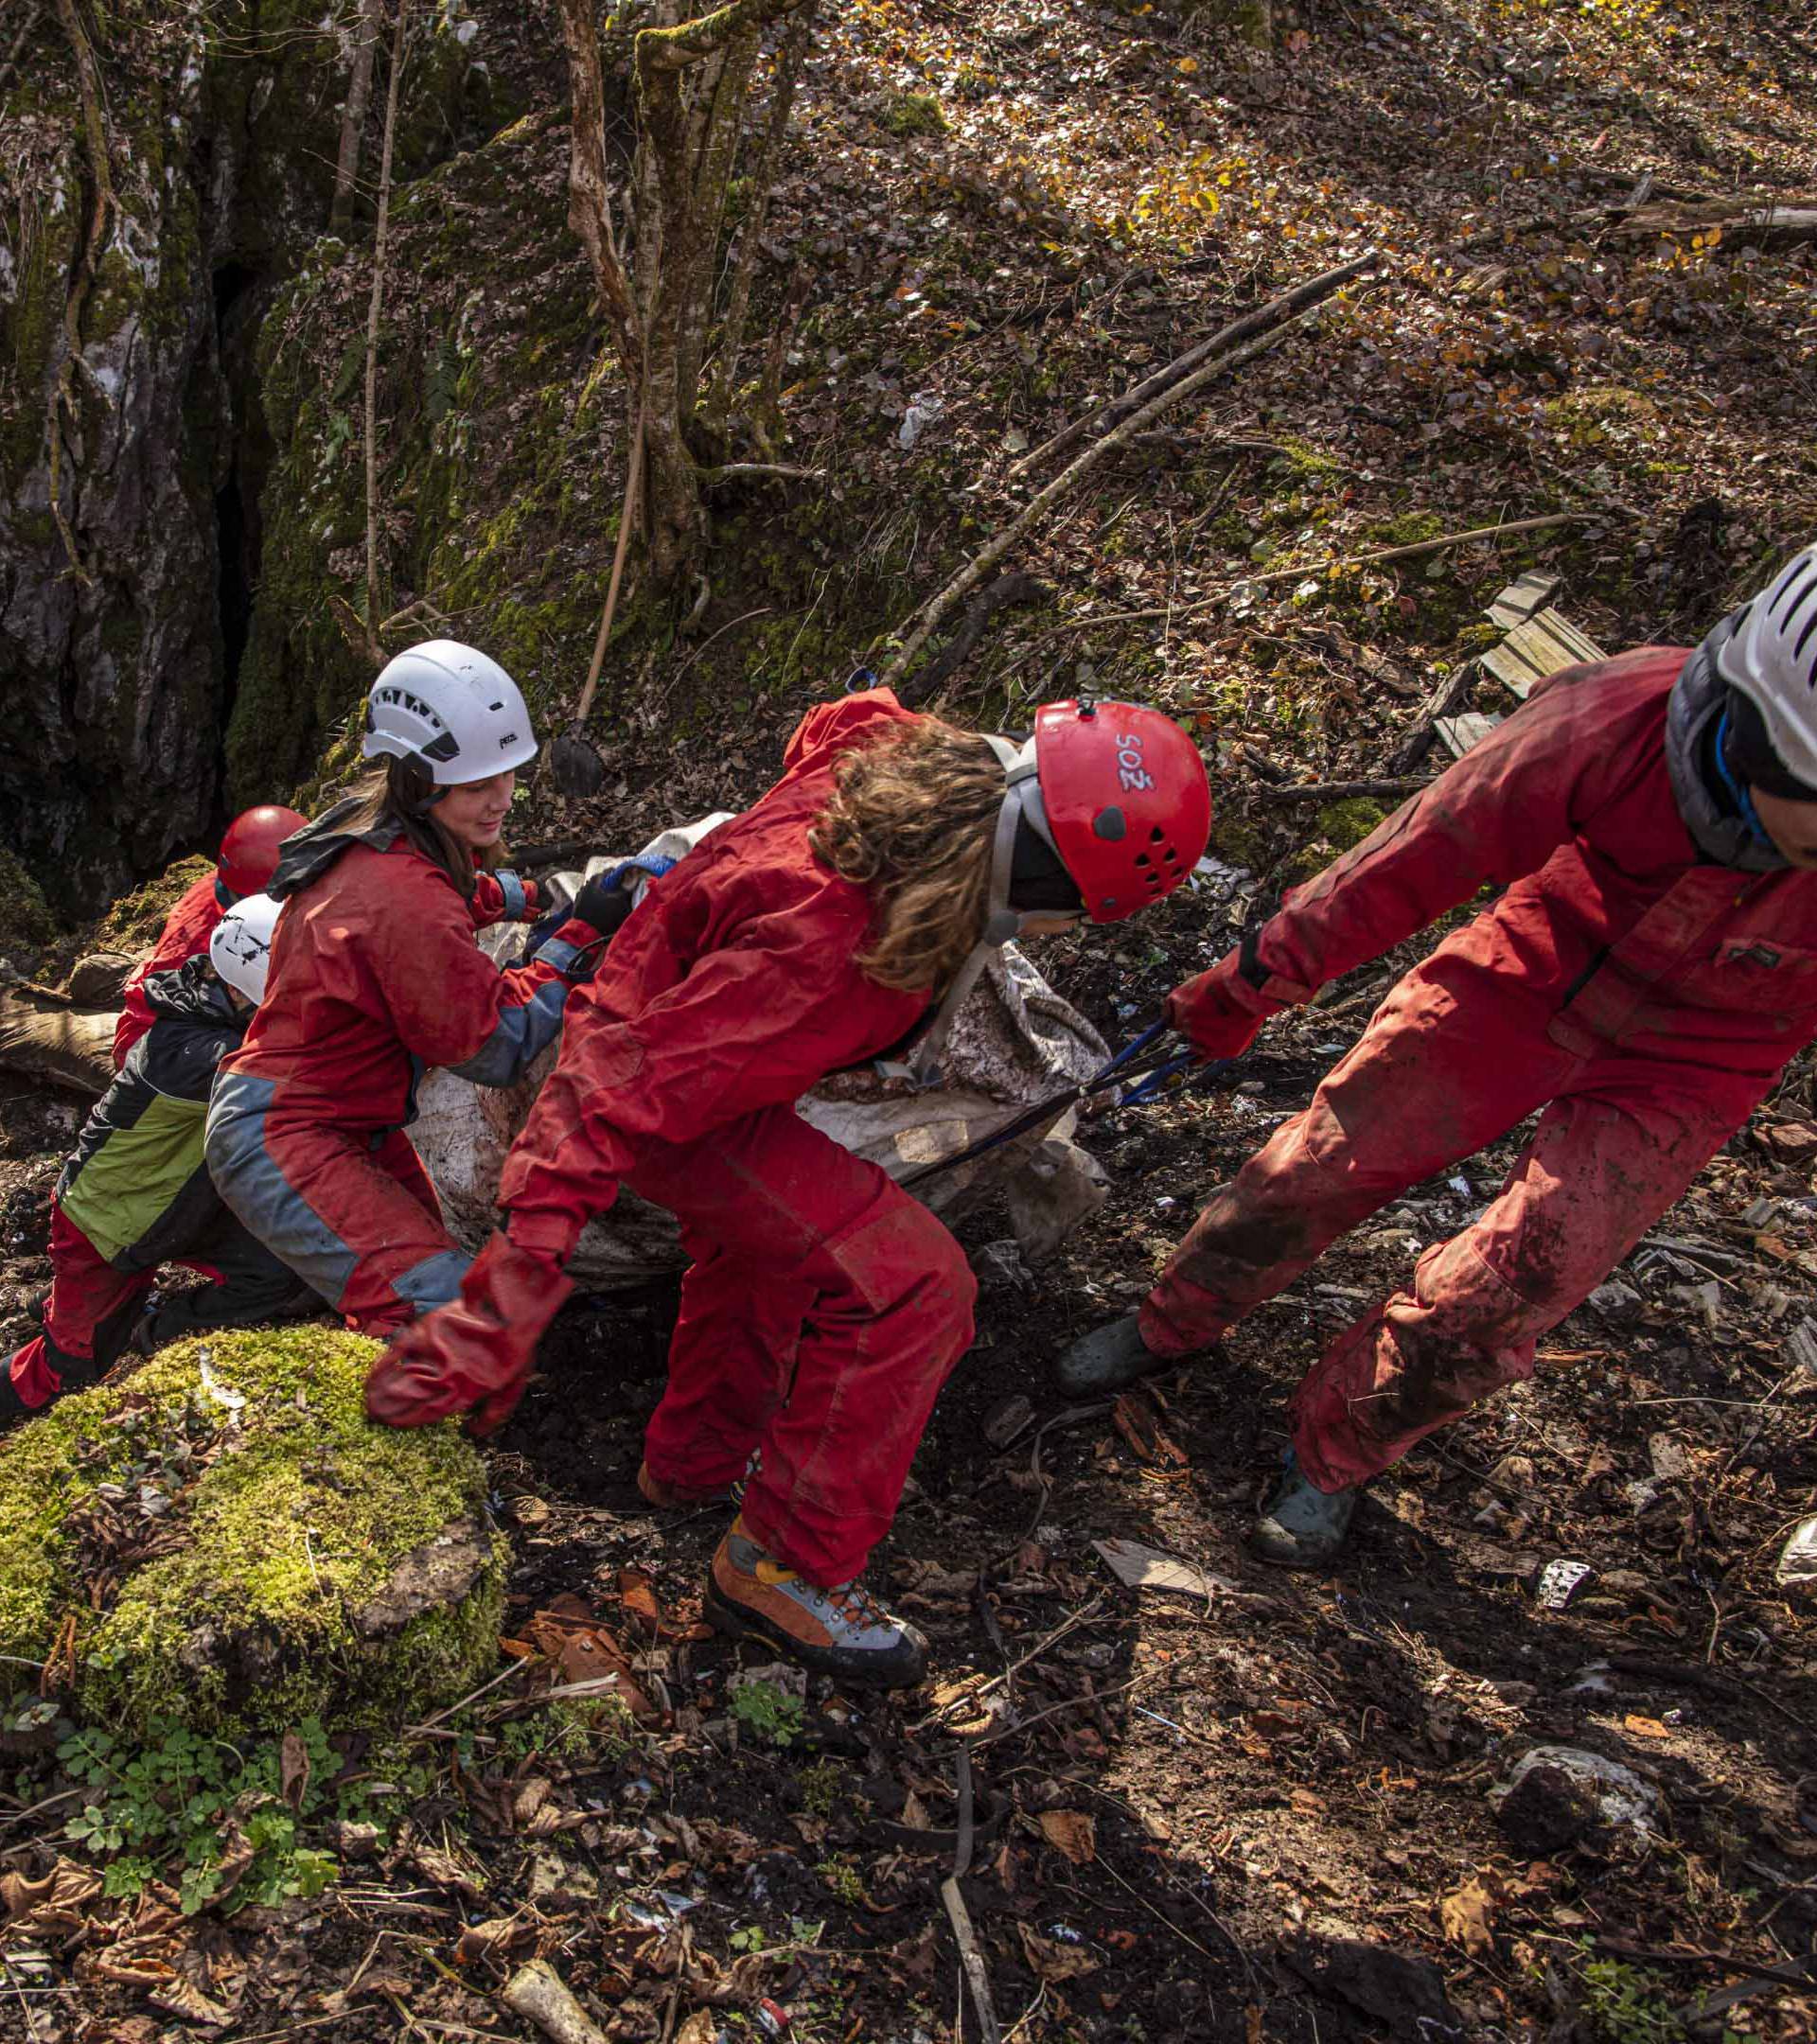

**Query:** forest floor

left=2, top=0, right=1816, bottom=2037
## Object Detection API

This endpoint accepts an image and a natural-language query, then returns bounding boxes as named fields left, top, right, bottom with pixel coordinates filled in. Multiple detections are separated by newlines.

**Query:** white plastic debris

left=1535, top=1559, right=1596, bottom=1610
left=1495, top=1745, right=1662, bottom=1836
left=898, top=392, right=944, bottom=449
left=1776, top=1515, right=1817, bottom=1594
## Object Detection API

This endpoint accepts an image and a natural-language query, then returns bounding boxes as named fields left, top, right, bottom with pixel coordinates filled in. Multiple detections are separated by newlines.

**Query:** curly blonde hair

left=809, top=721, right=1007, bottom=993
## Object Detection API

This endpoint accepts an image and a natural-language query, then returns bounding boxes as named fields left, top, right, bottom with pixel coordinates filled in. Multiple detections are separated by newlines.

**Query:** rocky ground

left=1, top=0, right=1815, bottom=2035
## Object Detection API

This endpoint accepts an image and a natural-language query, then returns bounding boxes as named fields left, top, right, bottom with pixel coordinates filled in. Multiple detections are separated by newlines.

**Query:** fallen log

left=1610, top=197, right=1817, bottom=248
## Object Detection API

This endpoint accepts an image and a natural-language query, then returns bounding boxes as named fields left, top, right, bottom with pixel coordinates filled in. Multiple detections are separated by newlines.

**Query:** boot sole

left=703, top=1582, right=926, bottom=1690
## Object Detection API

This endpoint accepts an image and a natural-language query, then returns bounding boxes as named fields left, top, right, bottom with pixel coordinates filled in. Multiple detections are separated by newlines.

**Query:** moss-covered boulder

left=0, top=1328, right=505, bottom=1738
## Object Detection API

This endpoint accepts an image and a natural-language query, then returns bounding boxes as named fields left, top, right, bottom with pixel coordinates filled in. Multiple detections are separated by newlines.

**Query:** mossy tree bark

left=330, top=0, right=386, bottom=236
left=556, top=0, right=819, bottom=589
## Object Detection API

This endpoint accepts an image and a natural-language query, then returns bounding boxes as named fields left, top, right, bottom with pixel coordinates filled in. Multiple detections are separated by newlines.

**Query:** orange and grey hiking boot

left=636, top=1460, right=740, bottom=1510
left=705, top=1517, right=928, bottom=1689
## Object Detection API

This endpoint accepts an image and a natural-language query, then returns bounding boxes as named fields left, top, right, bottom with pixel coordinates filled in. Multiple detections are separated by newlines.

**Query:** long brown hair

left=339, top=757, right=499, bottom=901
left=809, top=721, right=1006, bottom=993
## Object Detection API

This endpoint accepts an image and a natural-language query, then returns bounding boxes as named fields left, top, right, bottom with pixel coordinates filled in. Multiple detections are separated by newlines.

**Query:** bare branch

left=879, top=257, right=1380, bottom=689
left=329, top=0, right=384, bottom=237
left=364, top=0, right=411, bottom=639
left=556, top=0, right=641, bottom=369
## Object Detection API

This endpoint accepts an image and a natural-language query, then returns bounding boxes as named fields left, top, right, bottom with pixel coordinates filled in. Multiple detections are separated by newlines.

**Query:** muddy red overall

left=499, top=692, right=979, bottom=1587
left=1150, top=648, right=1817, bottom=1489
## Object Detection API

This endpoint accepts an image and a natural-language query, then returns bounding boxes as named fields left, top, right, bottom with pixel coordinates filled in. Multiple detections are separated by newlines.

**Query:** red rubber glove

left=364, top=1231, right=573, bottom=1437
left=1164, top=937, right=1295, bottom=1062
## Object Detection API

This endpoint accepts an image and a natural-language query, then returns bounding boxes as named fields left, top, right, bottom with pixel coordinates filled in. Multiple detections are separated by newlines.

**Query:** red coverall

left=113, top=872, right=222, bottom=1067
left=1146, top=647, right=1817, bottom=1490
left=205, top=840, right=582, bottom=1334
left=501, top=691, right=979, bottom=1588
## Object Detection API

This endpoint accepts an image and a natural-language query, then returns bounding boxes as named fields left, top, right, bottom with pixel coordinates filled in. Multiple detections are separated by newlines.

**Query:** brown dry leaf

left=1111, top=1389, right=1189, bottom=1469
left=677, top=2017, right=720, bottom=2044
left=525, top=1610, right=662, bottom=1722
left=148, top=1979, right=235, bottom=2027
left=1290, top=1788, right=1327, bottom=1814
left=210, top=1820, right=257, bottom=1905
left=889, top=1922, right=940, bottom=1982
left=1037, top=1809, right=1097, bottom=1865
left=1018, top=1923, right=1100, bottom=1982
left=900, top=1789, right=931, bottom=1831
left=1245, top=2008, right=1265, bottom=2044
left=279, top=1729, right=311, bottom=1812
left=1438, top=1869, right=1507, bottom=1957
left=411, top=1844, right=487, bottom=1903
left=455, top=1915, right=537, bottom=1966
left=1623, top=1714, right=1670, bottom=1740
left=0, top=1856, right=102, bottom=1929
left=618, top=1568, right=713, bottom=1645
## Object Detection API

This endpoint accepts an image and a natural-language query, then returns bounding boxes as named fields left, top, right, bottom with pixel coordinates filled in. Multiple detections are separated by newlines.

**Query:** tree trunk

left=329, top=0, right=384, bottom=236
left=703, top=1, right=815, bottom=438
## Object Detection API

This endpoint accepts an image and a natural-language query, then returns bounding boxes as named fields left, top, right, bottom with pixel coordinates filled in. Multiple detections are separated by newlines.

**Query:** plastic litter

left=1776, top=1514, right=1817, bottom=1594
left=898, top=392, right=944, bottom=449
left=1535, top=1559, right=1595, bottom=1609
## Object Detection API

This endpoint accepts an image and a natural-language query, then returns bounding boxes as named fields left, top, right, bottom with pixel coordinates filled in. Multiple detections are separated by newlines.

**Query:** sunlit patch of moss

left=91, top=856, right=214, bottom=952
left=0, top=1328, right=504, bottom=1738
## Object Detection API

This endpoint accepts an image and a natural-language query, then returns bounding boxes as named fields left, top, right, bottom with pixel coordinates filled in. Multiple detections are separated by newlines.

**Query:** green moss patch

left=0, top=1327, right=505, bottom=1738
left=90, top=855, right=214, bottom=953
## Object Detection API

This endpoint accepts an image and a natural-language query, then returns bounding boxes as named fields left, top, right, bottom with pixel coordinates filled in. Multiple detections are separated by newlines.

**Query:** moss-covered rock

left=89, top=854, right=214, bottom=954
left=1314, top=796, right=1387, bottom=853
left=0, top=1327, right=505, bottom=1738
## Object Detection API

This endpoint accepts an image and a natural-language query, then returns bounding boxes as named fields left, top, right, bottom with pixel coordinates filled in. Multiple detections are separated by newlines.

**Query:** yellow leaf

left=1176, top=55, right=1200, bottom=76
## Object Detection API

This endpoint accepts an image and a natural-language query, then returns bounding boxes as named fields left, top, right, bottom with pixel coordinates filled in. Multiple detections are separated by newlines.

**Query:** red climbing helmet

left=219, top=804, right=309, bottom=900
left=1028, top=700, right=1211, bottom=923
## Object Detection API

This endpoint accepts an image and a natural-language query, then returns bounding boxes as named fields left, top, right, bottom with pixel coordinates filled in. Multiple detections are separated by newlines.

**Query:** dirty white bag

left=411, top=819, right=1112, bottom=1287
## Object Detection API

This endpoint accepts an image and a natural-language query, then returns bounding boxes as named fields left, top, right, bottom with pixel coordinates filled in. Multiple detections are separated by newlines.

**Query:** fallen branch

left=1009, top=251, right=1378, bottom=482
left=697, top=461, right=822, bottom=485
left=1260, top=776, right=1428, bottom=803
left=897, top=572, right=1049, bottom=708
left=1252, top=509, right=1596, bottom=586
left=879, top=257, right=1377, bottom=689
left=503, top=1960, right=611, bottom=2044
left=940, top=1749, right=1001, bottom=2044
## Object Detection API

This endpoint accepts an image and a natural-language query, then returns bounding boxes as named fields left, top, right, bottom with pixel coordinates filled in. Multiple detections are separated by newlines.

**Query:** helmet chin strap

left=881, top=734, right=1060, bottom=1086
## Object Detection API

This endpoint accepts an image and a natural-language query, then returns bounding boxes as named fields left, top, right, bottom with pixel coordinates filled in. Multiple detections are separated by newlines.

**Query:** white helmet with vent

left=362, top=641, right=539, bottom=784
left=209, top=893, right=282, bottom=1005
left=1718, top=545, right=1817, bottom=786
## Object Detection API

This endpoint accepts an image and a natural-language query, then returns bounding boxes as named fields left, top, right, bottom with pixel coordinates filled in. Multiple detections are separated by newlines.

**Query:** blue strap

left=1713, top=710, right=1773, bottom=849
left=600, top=851, right=677, bottom=890
left=494, top=868, right=528, bottom=920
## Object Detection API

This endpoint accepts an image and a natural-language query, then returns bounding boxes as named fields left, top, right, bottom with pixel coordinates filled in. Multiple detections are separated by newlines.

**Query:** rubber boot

left=705, top=1516, right=928, bottom=1689
left=1249, top=1452, right=1359, bottom=1568
left=1053, top=1313, right=1167, bottom=1397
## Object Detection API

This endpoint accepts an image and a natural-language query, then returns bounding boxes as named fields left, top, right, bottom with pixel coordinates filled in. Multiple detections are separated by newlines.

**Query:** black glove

left=569, top=869, right=637, bottom=945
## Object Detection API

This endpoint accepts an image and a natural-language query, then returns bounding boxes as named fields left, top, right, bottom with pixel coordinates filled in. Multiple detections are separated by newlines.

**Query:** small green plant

left=799, top=1758, right=845, bottom=1818
left=730, top=1923, right=770, bottom=1955
left=58, top=1718, right=340, bottom=1915
left=1579, top=1948, right=1761, bottom=2044
left=817, top=1858, right=866, bottom=1906
left=730, top=1679, right=804, bottom=1750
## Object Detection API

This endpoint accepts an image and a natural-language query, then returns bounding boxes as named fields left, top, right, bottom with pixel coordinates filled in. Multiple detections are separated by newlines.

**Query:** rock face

left=0, top=1326, right=507, bottom=1736
left=0, top=3, right=516, bottom=913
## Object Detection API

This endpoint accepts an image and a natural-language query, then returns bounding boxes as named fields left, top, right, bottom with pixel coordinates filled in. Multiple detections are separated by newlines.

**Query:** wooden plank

left=1533, top=609, right=1606, bottom=664
left=1435, top=711, right=1503, bottom=758
left=1487, top=573, right=1561, bottom=630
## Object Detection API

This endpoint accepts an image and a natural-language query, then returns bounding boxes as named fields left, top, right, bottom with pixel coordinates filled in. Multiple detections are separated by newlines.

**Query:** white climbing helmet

left=362, top=641, right=539, bottom=784
left=209, top=892, right=282, bottom=1006
left=1718, top=544, right=1817, bottom=787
